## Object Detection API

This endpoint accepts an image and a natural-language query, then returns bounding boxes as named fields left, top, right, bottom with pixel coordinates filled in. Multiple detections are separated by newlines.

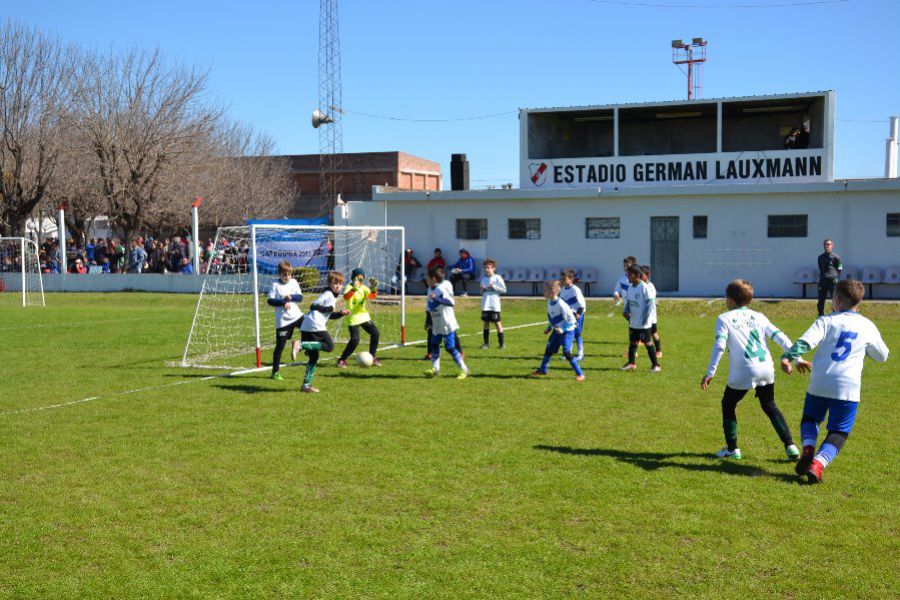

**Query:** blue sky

left=9, top=0, right=898, bottom=187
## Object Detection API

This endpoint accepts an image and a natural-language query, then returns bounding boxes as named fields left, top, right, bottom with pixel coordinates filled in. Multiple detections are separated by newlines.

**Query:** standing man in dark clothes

left=817, top=238, right=842, bottom=317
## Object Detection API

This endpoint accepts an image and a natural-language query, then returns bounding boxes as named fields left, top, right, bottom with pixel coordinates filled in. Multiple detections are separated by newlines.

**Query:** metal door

left=650, top=217, right=679, bottom=292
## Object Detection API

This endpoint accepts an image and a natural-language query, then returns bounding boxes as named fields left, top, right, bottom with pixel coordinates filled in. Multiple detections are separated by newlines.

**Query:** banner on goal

left=249, top=219, right=330, bottom=274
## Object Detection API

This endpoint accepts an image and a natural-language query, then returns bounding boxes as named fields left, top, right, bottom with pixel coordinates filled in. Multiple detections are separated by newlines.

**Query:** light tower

left=671, top=38, right=708, bottom=100
left=315, top=0, right=343, bottom=217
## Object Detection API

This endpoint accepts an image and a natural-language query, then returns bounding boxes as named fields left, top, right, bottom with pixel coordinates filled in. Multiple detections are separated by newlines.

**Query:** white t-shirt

left=547, top=298, right=577, bottom=332
left=797, top=311, right=889, bottom=402
left=301, top=289, right=338, bottom=333
left=706, top=307, right=792, bottom=389
left=646, top=281, right=658, bottom=324
left=480, top=274, right=507, bottom=312
left=626, top=281, right=655, bottom=329
left=428, top=280, right=459, bottom=335
left=268, top=278, right=303, bottom=328
left=560, top=284, right=586, bottom=316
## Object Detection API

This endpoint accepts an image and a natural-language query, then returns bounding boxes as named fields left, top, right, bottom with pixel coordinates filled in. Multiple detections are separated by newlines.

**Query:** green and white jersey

left=795, top=311, right=889, bottom=402
left=706, top=307, right=792, bottom=389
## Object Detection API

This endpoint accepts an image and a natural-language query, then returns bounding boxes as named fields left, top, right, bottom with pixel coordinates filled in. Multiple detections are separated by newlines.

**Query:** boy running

left=532, top=280, right=585, bottom=381
left=298, top=271, right=350, bottom=393
left=622, top=265, right=661, bottom=372
left=336, top=268, right=382, bottom=368
left=480, top=259, right=507, bottom=349
left=560, top=269, right=587, bottom=361
left=781, top=279, right=889, bottom=484
left=425, top=267, right=470, bottom=379
left=701, top=279, right=799, bottom=461
left=267, top=260, right=304, bottom=380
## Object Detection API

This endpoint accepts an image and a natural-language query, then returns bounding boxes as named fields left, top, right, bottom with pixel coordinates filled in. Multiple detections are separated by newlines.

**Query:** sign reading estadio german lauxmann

left=522, top=149, right=827, bottom=189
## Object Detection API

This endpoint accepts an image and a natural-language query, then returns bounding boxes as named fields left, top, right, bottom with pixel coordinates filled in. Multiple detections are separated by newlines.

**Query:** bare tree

left=71, top=46, right=220, bottom=241
left=0, top=21, right=73, bottom=236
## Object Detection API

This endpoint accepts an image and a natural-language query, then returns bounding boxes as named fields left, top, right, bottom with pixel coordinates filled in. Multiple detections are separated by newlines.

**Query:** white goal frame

left=0, top=236, right=45, bottom=307
left=181, top=223, right=406, bottom=369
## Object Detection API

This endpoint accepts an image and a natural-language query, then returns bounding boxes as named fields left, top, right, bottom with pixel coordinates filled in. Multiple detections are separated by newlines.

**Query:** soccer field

left=1, top=293, right=897, bottom=597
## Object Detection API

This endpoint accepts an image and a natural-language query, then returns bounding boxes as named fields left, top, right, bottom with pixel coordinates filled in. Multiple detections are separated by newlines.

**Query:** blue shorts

left=574, top=313, right=585, bottom=337
left=545, top=329, right=576, bottom=356
left=802, top=393, right=859, bottom=434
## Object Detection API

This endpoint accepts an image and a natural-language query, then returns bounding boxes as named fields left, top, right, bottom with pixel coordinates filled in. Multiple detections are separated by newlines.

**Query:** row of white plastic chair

left=794, top=266, right=900, bottom=285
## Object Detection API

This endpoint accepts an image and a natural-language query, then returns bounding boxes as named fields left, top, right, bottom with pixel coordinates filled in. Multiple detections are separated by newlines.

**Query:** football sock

left=815, top=431, right=848, bottom=467
left=723, top=419, right=739, bottom=451
left=627, top=344, right=637, bottom=364
left=539, top=353, right=552, bottom=373
left=483, top=329, right=489, bottom=345
left=569, top=356, right=584, bottom=376
left=800, top=416, right=820, bottom=448
left=645, top=343, right=659, bottom=366
left=654, top=337, right=661, bottom=352
left=497, top=331, right=504, bottom=347
left=303, top=363, right=317, bottom=385
left=759, top=399, right=794, bottom=446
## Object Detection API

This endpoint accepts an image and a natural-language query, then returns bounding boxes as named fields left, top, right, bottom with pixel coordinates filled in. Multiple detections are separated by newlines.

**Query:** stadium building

left=337, top=91, right=900, bottom=299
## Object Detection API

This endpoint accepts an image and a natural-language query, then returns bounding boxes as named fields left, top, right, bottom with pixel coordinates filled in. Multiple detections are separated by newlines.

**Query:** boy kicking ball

left=297, top=271, right=350, bottom=393
left=781, top=279, right=889, bottom=484
left=532, top=280, right=585, bottom=381
left=622, top=265, right=660, bottom=372
left=425, top=267, right=470, bottom=379
left=701, top=279, right=799, bottom=461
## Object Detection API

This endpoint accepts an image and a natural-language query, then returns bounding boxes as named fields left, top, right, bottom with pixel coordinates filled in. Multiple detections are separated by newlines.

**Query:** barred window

left=508, top=218, right=541, bottom=240
left=693, top=215, right=708, bottom=239
left=888, top=213, right=900, bottom=237
left=585, top=217, right=620, bottom=239
left=456, top=219, right=488, bottom=240
left=767, top=214, right=808, bottom=238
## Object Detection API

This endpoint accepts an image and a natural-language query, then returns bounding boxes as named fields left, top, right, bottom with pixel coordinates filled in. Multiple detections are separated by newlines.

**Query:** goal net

left=181, top=223, right=406, bottom=370
left=0, top=237, right=45, bottom=307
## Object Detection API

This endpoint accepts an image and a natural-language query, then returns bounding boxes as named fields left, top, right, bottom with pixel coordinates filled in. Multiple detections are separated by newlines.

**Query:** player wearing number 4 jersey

left=781, top=279, right=889, bottom=484
left=701, top=280, right=798, bottom=461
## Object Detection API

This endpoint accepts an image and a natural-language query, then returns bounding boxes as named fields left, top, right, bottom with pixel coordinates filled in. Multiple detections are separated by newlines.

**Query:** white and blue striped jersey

left=560, top=283, right=586, bottom=315
left=626, top=280, right=655, bottom=330
left=796, top=311, right=889, bottom=402
left=427, top=280, right=459, bottom=335
left=547, top=298, right=577, bottom=332
left=613, top=274, right=630, bottom=300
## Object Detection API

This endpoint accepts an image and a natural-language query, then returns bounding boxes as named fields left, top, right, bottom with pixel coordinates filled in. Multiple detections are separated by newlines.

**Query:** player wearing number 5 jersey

left=701, top=279, right=799, bottom=461
left=781, top=279, right=890, bottom=484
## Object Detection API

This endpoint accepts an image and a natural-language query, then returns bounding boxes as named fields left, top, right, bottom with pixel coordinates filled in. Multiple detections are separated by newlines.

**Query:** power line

left=588, top=0, right=848, bottom=7
left=338, top=107, right=517, bottom=122
left=837, top=118, right=891, bottom=124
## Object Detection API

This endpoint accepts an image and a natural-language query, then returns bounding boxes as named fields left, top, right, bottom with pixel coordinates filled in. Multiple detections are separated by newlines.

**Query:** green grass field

left=1, top=293, right=898, bottom=598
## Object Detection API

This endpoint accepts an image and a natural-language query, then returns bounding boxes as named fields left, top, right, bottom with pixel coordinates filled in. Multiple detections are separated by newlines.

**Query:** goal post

left=0, top=237, right=45, bottom=307
left=181, top=223, right=406, bottom=370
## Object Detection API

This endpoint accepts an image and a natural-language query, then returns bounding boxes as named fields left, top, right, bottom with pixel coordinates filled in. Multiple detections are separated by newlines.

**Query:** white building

left=337, top=91, right=900, bottom=299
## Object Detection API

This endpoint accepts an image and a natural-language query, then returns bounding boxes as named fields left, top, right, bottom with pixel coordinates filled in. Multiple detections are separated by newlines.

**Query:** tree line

left=0, top=20, right=297, bottom=242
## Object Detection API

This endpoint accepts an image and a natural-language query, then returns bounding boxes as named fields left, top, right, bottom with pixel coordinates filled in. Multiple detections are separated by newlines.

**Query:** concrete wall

left=343, top=181, right=900, bottom=298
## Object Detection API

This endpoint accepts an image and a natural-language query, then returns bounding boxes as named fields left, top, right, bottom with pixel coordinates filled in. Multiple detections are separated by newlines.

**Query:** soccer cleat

left=335, top=359, right=348, bottom=369
left=271, top=372, right=284, bottom=381
left=498, top=344, right=505, bottom=350
left=715, top=447, right=742, bottom=460
left=575, top=353, right=584, bottom=362
left=424, top=368, right=439, bottom=378
left=480, top=344, right=489, bottom=350
left=300, top=384, right=319, bottom=393
left=423, top=353, right=432, bottom=361
left=795, top=445, right=816, bottom=476
left=575, top=374, right=585, bottom=382
left=531, top=369, right=548, bottom=377
left=620, top=363, right=637, bottom=371
left=371, top=358, right=383, bottom=367
left=785, top=444, right=801, bottom=462
left=456, top=370, right=468, bottom=380
left=806, top=458, right=825, bottom=484
left=650, top=365, right=662, bottom=373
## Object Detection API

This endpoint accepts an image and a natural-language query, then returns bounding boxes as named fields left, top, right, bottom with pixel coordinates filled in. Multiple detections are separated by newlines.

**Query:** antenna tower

left=671, top=38, right=708, bottom=100
left=318, top=0, right=343, bottom=217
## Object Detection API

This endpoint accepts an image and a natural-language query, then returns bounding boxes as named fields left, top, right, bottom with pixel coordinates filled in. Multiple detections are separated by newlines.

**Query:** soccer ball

left=356, top=351, right=374, bottom=367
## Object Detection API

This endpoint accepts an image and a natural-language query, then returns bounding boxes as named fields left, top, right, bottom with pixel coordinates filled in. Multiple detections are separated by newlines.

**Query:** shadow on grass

left=212, top=383, right=277, bottom=394
left=534, top=445, right=798, bottom=483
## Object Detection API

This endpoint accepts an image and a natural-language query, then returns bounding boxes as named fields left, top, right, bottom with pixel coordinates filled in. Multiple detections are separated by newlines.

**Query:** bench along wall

left=338, top=178, right=900, bottom=299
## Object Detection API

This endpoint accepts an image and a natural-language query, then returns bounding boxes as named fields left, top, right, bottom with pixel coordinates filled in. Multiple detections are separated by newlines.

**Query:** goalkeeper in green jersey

left=336, top=268, right=382, bottom=367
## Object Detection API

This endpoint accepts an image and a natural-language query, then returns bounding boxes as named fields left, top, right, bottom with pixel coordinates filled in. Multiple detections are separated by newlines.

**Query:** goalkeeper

left=337, top=268, right=383, bottom=367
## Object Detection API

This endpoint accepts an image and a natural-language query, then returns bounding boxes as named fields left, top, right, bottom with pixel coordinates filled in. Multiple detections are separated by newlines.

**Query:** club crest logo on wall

left=529, top=162, right=549, bottom=186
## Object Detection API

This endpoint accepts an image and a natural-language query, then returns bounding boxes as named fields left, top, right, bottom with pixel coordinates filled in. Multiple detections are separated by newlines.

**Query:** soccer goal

left=180, top=223, right=407, bottom=370
left=0, top=237, right=45, bottom=307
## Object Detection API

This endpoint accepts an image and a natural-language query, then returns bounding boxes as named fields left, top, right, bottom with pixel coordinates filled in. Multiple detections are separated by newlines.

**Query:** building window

left=508, top=218, right=541, bottom=240
left=767, top=214, right=808, bottom=238
left=693, top=215, right=708, bottom=239
left=456, top=219, right=487, bottom=240
left=585, top=217, right=620, bottom=239
left=888, top=213, right=900, bottom=237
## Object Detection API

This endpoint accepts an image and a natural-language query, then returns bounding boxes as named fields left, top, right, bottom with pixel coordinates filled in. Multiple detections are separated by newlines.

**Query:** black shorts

left=629, top=328, right=652, bottom=343
left=275, top=317, right=303, bottom=340
left=300, top=329, right=334, bottom=352
left=481, top=310, right=501, bottom=323
left=723, top=383, right=774, bottom=404
left=650, top=322, right=658, bottom=335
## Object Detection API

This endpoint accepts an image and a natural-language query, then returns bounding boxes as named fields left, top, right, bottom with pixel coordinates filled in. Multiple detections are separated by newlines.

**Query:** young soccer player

left=700, top=279, right=799, bottom=461
left=425, top=267, right=470, bottom=379
left=532, top=280, right=585, bottom=380
left=336, top=268, right=382, bottom=368
left=640, top=265, right=662, bottom=357
left=781, top=279, right=889, bottom=484
left=480, top=259, right=507, bottom=349
left=298, top=271, right=350, bottom=393
left=560, top=269, right=587, bottom=361
left=613, top=256, right=636, bottom=303
left=622, top=265, right=661, bottom=372
left=267, top=261, right=304, bottom=380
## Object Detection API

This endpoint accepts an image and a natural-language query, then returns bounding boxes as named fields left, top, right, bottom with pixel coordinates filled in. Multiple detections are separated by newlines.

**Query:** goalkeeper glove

left=368, top=277, right=379, bottom=289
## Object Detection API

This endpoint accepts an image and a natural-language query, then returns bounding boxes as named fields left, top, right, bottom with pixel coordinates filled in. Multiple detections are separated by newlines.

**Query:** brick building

left=288, top=151, right=441, bottom=217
